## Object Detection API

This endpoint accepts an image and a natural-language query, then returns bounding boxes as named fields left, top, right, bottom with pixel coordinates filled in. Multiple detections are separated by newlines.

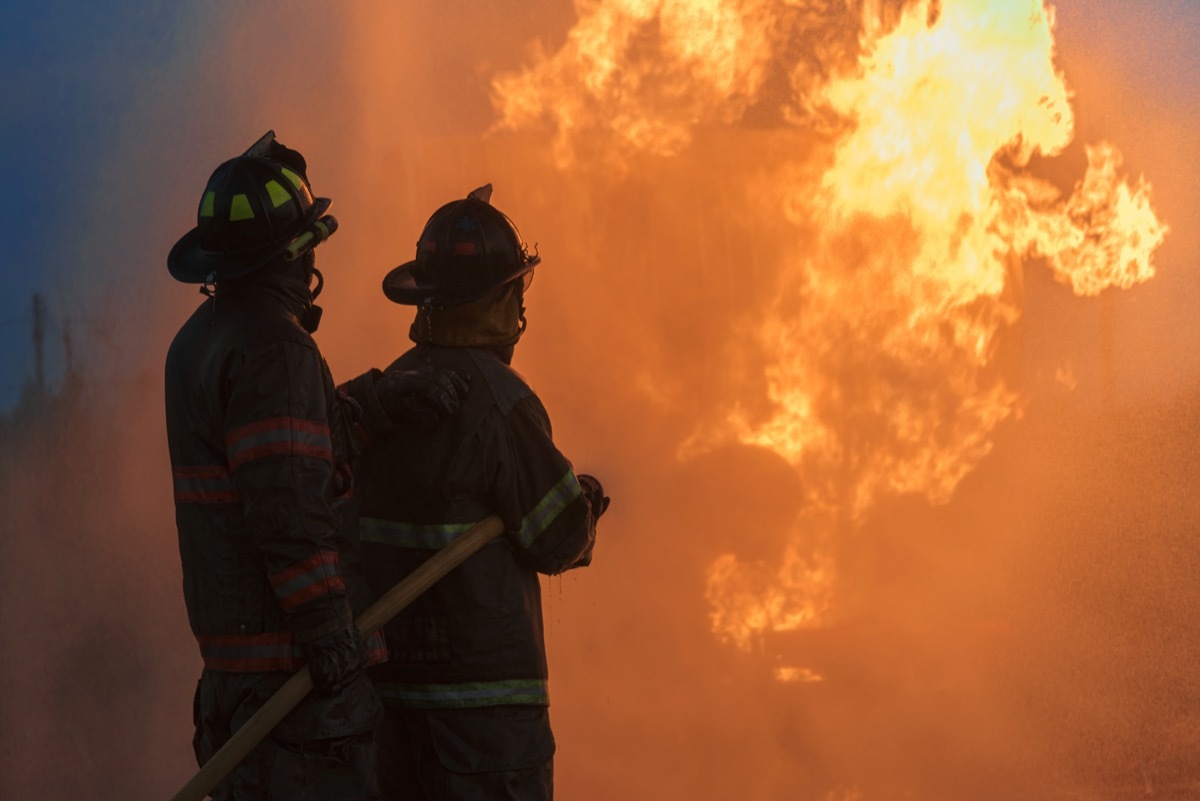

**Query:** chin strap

left=515, top=286, right=528, bottom=337
left=301, top=266, right=325, bottom=332
left=199, top=271, right=217, bottom=298
left=309, top=266, right=324, bottom=300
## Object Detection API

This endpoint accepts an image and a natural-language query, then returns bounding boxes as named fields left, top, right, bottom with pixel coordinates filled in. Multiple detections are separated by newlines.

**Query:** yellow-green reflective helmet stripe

left=265, top=180, right=292, bottom=209
left=229, top=194, right=255, bottom=221
left=199, top=191, right=216, bottom=218
left=280, top=167, right=305, bottom=192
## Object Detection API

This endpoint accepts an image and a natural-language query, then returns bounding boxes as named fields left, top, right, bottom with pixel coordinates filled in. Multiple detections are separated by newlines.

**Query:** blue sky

left=0, top=2, right=203, bottom=406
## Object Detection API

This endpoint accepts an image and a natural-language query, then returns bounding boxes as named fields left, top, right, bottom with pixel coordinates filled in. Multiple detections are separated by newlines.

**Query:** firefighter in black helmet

left=352, top=185, right=610, bottom=801
left=164, top=131, right=466, bottom=801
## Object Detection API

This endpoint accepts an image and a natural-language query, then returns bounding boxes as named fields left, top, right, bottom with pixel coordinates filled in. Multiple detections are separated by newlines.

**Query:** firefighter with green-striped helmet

left=167, top=130, right=338, bottom=330
left=164, top=131, right=465, bottom=800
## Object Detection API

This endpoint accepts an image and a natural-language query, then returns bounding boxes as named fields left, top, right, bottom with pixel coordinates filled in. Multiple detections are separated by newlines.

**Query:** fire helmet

left=382, top=185, right=540, bottom=307
left=167, top=131, right=333, bottom=283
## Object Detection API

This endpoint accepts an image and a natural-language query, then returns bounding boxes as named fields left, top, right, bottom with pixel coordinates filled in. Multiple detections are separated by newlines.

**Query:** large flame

left=497, top=0, right=1166, bottom=649
left=494, top=0, right=781, bottom=164
left=719, top=0, right=1166, bottom=646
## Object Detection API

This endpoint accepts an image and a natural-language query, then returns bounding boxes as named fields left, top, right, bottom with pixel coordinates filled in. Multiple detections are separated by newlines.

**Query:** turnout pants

left=193, top=669, right=383, bottom=801
left=376, top=706, right=555, bottom=801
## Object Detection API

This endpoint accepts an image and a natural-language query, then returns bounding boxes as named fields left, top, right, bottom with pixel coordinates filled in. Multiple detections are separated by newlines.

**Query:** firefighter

left=164, top=131, right=465, bottom=800
left=350, top=185, right=610, bottom=800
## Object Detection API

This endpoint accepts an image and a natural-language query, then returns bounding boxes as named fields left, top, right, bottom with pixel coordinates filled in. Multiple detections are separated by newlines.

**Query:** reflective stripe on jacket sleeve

left=375, top=679, right=549, bottom=708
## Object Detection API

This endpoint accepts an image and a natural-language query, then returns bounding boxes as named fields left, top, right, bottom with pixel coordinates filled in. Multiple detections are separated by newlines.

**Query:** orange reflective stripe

left=196, top=632, right=305, bottom=672
left=225, top=416, right=333, bottom=470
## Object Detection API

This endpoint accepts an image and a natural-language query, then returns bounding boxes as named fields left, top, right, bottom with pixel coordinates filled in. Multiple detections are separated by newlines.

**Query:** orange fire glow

left=493, top=0, right=782, bottom=164
left=6, top=2, right=1195, bottom=800
left=493, top=0, right=1167, bottom=649
left=773, top=665, right=826, bottom=683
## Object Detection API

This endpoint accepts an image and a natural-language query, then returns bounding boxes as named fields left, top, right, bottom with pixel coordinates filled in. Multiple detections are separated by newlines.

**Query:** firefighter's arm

left=490, top=397, right=602, bottom=575
left=338, top=365, right=469, bottom=450
left=225, top=339, right=354, bottom=643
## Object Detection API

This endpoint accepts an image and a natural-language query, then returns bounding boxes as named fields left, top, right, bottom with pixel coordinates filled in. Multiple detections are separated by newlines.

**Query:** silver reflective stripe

left=516, top=470, right=581, bottom=547
left=376, top=679, right=549, bottom=708
left=360, top=518, right=476, bottom=550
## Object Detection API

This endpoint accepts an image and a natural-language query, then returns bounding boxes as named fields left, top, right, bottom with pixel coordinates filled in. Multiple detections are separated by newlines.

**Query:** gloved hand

left=578, top=474, right=611, bottom=519
left=376, top=366, right=470, bottom=430
left=302, top=624, right=368, bottom=697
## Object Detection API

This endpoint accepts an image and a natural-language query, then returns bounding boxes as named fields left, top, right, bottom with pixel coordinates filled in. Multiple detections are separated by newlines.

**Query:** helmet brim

left=382, top=260, right=442, bottom=306
left=382, top=258, right=535, bottom=307
left=167, top=197, right=331, bottom=283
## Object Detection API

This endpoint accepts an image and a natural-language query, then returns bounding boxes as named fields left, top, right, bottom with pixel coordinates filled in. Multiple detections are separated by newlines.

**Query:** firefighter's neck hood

left=409, top=280, right=525, bottom=348
left=215, top=256, right=323, bottom=332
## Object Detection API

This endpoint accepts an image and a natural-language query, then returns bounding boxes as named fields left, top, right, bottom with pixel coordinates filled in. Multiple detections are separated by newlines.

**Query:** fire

left=1009, top=141, right=1167, bottom=296
left=774, top=666, right=825, bottom=683
left=705, top=541, right=836, bottom=650
left=493, top=0, right=1167, bottom=649
left=493, top=0, right=780, bottom=164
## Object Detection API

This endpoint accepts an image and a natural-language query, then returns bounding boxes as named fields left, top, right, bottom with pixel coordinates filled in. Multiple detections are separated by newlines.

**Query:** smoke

left=3, top=0, right=1198, bottom=799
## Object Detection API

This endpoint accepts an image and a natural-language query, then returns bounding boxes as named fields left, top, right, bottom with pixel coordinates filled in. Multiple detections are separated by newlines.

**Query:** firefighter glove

left=578, top=474, right=611, bottom=519
left=376, top=366, right=470, bottom=430
left=302, top=624, right=368, bottom=697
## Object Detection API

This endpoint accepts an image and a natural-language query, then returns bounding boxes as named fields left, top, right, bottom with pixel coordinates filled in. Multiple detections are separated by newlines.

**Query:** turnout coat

left=355, top=345, right=598, bottom=709
left=164, top=280, right=384, bottom=673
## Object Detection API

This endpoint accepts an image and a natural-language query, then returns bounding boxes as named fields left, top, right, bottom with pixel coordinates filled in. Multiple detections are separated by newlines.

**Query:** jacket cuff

left=290, top=601, right=355, bottom=644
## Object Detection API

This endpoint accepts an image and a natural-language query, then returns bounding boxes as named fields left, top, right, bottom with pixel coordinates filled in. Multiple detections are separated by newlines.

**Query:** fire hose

left=169, top=514, right=506, bottom=801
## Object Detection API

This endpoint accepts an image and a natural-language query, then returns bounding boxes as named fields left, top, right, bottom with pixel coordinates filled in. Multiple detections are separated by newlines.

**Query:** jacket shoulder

left=238, top=304, right=317, bottom=353
left=465, top=349, right=534, bottom=415
left=186, top=297, right=317, bottom=352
